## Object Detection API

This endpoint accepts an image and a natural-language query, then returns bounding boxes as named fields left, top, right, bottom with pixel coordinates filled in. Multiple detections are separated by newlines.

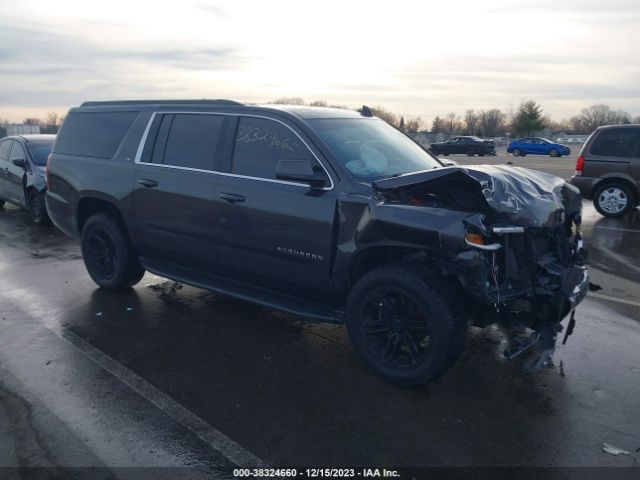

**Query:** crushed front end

left=373, top=165, right=590, bottom=371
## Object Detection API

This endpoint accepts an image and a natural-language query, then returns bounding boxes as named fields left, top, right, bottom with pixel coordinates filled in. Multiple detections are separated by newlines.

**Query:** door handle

left=218, top=193, right=245, bottom=204
left=137, top=179, right=158, bottom=188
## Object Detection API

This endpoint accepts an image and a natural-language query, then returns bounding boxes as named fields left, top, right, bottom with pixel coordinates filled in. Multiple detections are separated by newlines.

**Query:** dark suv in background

left=570, top=125, right=640, bottom=217
left=47, top=100, right=589, bottom=386
left=0, top=134, right=55, bottom=223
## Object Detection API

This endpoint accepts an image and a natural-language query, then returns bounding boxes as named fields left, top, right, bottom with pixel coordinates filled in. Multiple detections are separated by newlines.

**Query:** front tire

left=0, top=200, right=5, bottom=208
left=466, top=150, right=476, bottom=156
left=346, top=267, right=465, bottom=386
left=512, top=148, right=521, bottom=156
left=81, top=213, right=145, bottom=289
left=593, top=183, right=634, bottom=217
left=549, top=149, right=559, bottom=157
left=28, top=189, right=49, bottom=225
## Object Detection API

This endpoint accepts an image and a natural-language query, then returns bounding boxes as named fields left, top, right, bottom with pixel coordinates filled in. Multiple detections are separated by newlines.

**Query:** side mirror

left=12, top=158, right=26, bottom=168
left=276, top=160, right=328, bottom=189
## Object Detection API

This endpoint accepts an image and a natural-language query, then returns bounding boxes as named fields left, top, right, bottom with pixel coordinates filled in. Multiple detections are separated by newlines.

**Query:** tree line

left=269, top=98, right=640, bottom=137
left=430, top=102, right=639, bottom=137
left=2, top=101, right=638, bottom=139
left=0, top=112, right=64, bottom=137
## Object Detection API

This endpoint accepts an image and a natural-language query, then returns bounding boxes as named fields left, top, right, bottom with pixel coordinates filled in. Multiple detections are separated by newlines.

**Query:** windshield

left=26, top=140, right=54, bottom=166
left=308, top=118, right=441, bottom=180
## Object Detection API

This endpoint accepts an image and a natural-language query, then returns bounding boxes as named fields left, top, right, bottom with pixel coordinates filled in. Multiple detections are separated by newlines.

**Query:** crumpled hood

left=372, top=165, right=582, bottom=228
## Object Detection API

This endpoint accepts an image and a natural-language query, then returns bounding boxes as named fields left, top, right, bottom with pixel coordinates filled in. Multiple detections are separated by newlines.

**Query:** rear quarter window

left=55, top=111, right=138, bottom=158
left=589, top=128, right=639, bottom=157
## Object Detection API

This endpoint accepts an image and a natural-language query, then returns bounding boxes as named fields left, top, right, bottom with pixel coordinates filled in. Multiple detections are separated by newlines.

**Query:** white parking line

left=589, top=292, right=640, bottom=309
left=0, top=290, right=265, bottom=468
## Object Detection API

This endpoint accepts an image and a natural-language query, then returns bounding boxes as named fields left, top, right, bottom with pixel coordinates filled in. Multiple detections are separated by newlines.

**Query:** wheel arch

left=593, top=176, right=639, bottom=204
left=347, top=245, right=448, bottom=292
left=76, top=196, right=130, bottom=237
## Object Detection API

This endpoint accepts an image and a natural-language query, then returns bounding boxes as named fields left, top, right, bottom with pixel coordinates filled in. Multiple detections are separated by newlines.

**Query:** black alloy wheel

left=358, top=286, right=432, bottom=369
left=81, top=214, right=145, bottom=289
left=346, top=267, right=464, bottom=386
left=86, top=228, right=119, bottom=282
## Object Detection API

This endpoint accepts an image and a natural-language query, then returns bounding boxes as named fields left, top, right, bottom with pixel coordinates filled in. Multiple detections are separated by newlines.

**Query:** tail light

left=574, top=155, right=584, bottom=176
left=46, top=153, right=53, bottom=184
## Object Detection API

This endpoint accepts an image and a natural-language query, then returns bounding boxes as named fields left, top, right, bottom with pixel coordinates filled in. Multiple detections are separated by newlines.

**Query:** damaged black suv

left=47, top=100, right=589, bottom=386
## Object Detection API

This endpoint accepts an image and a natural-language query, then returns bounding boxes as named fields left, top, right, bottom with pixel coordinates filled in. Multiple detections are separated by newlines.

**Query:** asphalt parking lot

left=1, top=154, right=639, bottom=476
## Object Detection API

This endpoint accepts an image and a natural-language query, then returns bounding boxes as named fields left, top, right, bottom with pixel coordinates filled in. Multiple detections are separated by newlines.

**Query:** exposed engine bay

left=372, top=165, right=591, bottom=371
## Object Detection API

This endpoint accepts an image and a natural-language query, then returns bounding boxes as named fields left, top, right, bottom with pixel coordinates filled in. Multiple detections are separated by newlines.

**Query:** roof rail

left=80, top=99, right=244, bottom=107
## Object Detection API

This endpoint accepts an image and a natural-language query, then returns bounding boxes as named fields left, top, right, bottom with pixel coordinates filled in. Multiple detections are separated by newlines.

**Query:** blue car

left=507, top=137, right=571, bottom=157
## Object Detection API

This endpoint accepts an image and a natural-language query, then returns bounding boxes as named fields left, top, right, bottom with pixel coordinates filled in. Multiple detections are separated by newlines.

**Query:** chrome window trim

left=133, top=111, right=335, bottom=191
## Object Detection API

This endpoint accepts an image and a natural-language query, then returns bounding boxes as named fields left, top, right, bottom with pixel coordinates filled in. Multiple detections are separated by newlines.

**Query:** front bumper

left=565, top=265, right=589, bottom=309
left=454, top=222, right=588, bottom=327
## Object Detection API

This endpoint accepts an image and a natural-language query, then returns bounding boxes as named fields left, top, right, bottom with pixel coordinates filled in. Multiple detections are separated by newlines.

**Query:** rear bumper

left=569, top=175, right=599, bottom=200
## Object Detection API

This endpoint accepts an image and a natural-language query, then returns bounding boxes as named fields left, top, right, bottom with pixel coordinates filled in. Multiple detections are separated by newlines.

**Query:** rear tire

left=346, top=267, right=465, bottom=386
left=467, top=150, right=476, bottom=156
left=0, top=200, right=5, bottom=208
left=81, top=213, right=145, bottom=289
left=28, top=189, right=49, bottom=225
left=593, top=183, right=634, bottom=217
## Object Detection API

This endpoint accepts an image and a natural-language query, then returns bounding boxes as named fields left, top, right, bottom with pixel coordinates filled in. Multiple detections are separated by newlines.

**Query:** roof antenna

left=360, top=105, right=373, bottom=117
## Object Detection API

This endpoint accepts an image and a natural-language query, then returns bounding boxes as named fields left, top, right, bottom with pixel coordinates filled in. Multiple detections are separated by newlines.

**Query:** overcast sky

left=1, top=0, right=639, bottom=123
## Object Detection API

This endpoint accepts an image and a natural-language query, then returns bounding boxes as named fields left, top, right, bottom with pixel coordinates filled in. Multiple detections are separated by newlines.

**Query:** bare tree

left=445, top=112, right=463, bottom=135
left=547, top=118, right=572, bottom=133
left=309, top=100, right=328, bottom=107
left=271, top=97, right=306, bottom=105
left=463, top=109, right=479, bottom=135
left=370, top=106, right=400, bottom=127
left=570, top=104, right=632, bottom=134
left=404, top=117, right=425, bottom=132
left=23, top=117, right=43, bottom=126
left=479, top=109, right=506, bottom=137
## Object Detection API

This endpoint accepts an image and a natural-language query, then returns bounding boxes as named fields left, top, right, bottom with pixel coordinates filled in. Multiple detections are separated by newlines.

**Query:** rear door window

left=160, top=114, right=224, bottom=170
left=590, top=128, right=639, bottom=157
left=55, top=111, right=138, bottom=158
left=232, top=117, right=313, bottom=180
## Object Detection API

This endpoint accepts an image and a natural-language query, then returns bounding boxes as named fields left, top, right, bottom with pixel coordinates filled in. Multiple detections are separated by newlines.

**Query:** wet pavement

left=1, top=160, right=640, bottom=473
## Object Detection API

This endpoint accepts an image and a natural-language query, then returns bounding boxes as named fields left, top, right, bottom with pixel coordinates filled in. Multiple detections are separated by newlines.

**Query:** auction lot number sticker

left=233, top=469, right=401, bottom=478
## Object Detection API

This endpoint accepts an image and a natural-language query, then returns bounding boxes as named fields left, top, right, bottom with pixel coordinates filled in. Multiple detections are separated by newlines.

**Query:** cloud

left=0, top=19, right=247, bottom=110
left=1, top=0, right=639, bottom=122
left=196, top=2, right=228, bottom=17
